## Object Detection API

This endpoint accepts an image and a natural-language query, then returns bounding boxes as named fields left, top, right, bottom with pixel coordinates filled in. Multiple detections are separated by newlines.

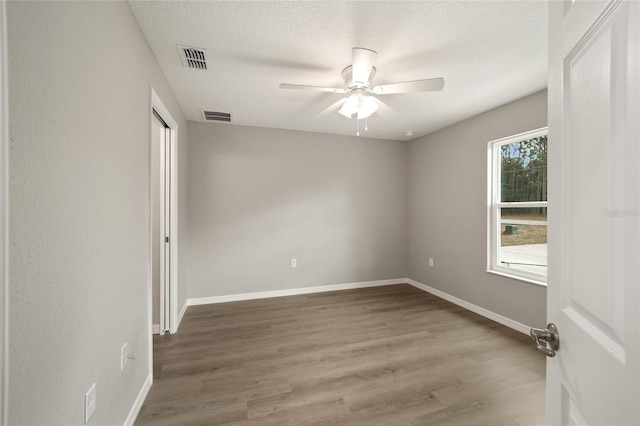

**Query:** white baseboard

left=407, top=278, right=531, bottom=335
left=187, top=278, right=406, bottom=306
left=152, top=324, right=160, bottom=335
left=123, top=374, right=152, bottom=426
left=176, top=301, right=188, bottom=330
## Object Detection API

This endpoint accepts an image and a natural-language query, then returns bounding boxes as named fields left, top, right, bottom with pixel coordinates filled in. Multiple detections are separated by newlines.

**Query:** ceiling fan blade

left=352, top=47, right=377, bottom=86
left=372, top=97, right=396, bottom=119
left=315, top=98, right=347, bottom=117
left=279, top=83, right=346, bottom=93
left=372, top=77, right=445, bottom=94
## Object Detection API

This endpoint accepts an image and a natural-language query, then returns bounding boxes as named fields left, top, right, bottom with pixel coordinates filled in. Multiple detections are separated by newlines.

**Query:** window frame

left=487, top=127, right=548, bottom=286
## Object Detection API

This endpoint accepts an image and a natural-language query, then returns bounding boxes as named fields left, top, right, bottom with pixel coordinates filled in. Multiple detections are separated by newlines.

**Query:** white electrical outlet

left=429, top=258, right=434, bottom=267
left=290, top=258, right=297, bottom=268
left=84, top=383, right=96, bottom=424
left=120, top=343, right=127, bottom=371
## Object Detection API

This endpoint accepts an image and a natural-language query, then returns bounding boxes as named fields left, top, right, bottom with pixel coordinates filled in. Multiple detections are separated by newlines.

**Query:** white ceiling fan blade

left=280, top=83, right=346, bottom=93
left=372, top=77, right=445, bottom=94
left=352, top=47, right=377, bottom=86
left=315, top=98, right=347, bottom=117
left=372, top=97, right=396, bottom=118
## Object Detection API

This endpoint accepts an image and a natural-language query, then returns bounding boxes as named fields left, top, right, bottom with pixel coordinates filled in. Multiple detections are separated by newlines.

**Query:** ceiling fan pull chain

left=356, top=118, right=360, bottom=136
left=365, top=117, right=368, bottom=132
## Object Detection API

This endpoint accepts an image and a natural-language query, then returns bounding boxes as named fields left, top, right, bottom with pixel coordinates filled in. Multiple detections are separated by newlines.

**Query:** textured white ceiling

left=128, top=1, right=547, bottom=141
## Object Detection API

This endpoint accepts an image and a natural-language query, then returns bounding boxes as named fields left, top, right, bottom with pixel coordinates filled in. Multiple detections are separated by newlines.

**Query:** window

left=488, top=128, right=548, bottom=285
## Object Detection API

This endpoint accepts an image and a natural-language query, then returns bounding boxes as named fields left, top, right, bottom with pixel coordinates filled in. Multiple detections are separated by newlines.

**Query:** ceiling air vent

left=202, top=110, right=232, bottom=123
left=177, top=45, right=207, bottom=70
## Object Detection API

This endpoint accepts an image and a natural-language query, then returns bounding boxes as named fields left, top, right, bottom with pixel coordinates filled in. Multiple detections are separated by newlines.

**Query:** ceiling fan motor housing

left=342, top=65, right=376, bottom=89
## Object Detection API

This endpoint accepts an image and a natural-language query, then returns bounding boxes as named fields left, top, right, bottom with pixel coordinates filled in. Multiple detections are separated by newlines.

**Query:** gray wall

left=177, top=115, right=189, bottom=313
left=407, top=90, right=548, bottom=327
left=8, top=2, right=188, bottom=424
left=188, top=122, right=407, bottom=298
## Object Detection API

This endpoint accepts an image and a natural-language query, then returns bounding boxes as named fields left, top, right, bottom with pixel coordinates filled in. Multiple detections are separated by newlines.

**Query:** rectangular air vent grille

left=177, top=45, right=207, bottom=70
left=202, top=110, right=232, bottom=122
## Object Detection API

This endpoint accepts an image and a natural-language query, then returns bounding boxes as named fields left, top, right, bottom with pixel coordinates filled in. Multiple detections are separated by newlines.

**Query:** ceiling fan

left=279, top=47, right=444, bottom=131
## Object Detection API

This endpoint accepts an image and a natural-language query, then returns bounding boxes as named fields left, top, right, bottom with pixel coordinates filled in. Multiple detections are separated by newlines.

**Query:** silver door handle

left=530, top=323, right=560, bottom=357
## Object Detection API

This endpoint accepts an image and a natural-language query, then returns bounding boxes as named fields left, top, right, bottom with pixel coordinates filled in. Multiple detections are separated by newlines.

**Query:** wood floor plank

left=136, top=284, right=545, bottom=425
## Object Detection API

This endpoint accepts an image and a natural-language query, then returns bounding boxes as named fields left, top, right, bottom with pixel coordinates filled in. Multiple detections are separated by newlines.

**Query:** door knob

left=530, top=323, right=560, bottom=357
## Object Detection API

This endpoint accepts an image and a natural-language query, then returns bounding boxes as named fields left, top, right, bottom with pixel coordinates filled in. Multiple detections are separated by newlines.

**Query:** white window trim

left=487, top=127, right=548, bottom=286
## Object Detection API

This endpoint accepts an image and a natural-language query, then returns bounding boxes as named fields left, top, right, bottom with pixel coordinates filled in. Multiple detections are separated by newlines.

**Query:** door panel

left=151, top=113, right=164, bottom=332
left=564, top=2, right=625, bottom=354
left=564, top=389, right=589, bottom=426
left=548, top=0, right=640, bottom=424
left=152, top=111, right=171, bottom=335
left=162, top=125, right=171, bottom=333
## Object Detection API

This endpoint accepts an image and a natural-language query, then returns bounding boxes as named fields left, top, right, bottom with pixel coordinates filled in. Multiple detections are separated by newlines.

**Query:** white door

left=547, top=0, right=640, bottom=424
left=161, top=117, right=171, bottom=333
left=152, top=110, right=171, bottom=335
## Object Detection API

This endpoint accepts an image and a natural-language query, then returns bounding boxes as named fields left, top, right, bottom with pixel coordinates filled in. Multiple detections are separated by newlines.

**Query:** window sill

left=486, top=269, right=547, bottom=287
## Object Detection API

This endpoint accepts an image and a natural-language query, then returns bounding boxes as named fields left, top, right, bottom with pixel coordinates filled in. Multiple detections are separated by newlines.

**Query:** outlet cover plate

left=84, top=383, right=96, bottom=424
left=120, top=343, right=127, bottom=371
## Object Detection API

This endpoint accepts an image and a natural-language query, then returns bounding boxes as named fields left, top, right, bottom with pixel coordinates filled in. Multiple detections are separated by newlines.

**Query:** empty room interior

left=6, top=0, right=639, bottom=425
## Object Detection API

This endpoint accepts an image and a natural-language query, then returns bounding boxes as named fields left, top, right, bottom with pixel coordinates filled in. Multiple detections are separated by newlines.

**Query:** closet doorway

left=150, top=90, right=178, bottom=336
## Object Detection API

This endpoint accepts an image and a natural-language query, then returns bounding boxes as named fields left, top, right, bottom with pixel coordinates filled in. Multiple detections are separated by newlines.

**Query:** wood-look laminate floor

left=136, top=284, right=545, bottom=426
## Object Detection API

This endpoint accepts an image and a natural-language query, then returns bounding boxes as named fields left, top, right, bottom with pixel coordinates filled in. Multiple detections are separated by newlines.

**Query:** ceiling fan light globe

left=357, top=96, right=379, bottom=119
left=339, top=94, right=359, bottom=117
left=338, top=109, right=353, bottom=118
left=357, top=110, right=372, bottom=120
